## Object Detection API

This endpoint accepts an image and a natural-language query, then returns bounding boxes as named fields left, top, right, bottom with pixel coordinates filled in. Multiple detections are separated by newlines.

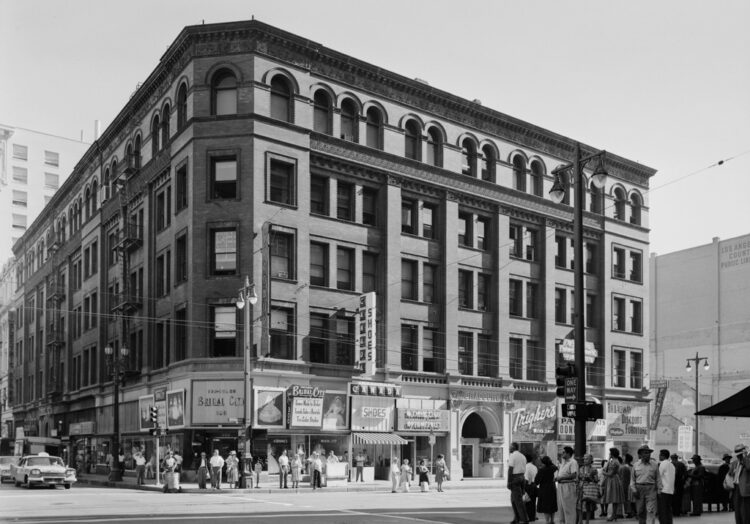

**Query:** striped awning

left=352, top=432, right=409, bottom=445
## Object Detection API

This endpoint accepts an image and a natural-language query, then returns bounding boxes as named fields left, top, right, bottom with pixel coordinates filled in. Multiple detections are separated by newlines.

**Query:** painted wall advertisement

left=606, top=400, right=650, bottom=440
left=511, top=400, right=557, bottom=441
left=191, top=380, right=244, bottom=425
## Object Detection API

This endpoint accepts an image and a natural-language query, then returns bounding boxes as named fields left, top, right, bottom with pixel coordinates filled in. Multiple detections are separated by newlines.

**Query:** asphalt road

left=0, top=482, right=738, bottom=524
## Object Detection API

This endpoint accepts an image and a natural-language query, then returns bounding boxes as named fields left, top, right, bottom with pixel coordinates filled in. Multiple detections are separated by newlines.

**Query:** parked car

left=11, top=452, right=77, bottom=489
left=0, top=456, right=19, bottom=483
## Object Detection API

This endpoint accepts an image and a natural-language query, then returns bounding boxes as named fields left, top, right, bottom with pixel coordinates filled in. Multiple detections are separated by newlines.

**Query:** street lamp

left=236, top=277, right=258, bottom=449
left=549, top=142, right=608, bottom=463
left=686, top=352, right=709, bottom=456
left=104, top=343, right=129, bottom=482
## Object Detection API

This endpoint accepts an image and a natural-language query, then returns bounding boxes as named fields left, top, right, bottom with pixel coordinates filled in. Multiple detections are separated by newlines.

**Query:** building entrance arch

left=459, top=407, right=501, bottom=478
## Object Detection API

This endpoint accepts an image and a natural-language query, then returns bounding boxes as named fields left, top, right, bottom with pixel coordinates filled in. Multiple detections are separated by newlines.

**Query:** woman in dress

left=578, top=453, right=600, bottom=524
left=417, top=459, right=430, bottom=492
left=290, top=452, right=302, bottom=489
left=390, top=457, right=401, bottom=493
left=434, top=454, right=448, bottom=492
left=601, top=448, right=625, bottom=521
left=399, top=459, right=412, bottom=493
left=225, top=450, right=239, bottom=489
left=534, top=455, right=558, bottom=524
left=619, top=453, right=635, bottom=518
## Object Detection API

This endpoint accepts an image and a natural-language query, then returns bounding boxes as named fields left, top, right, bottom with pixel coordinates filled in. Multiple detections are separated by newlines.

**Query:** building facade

left=650, top=234, right=750, bottom=456
left=8, top=21, right=654, bottom=479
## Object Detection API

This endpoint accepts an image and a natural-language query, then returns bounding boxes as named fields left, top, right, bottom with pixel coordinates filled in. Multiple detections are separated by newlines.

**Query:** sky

left=1, top=0, right=748, bottom=255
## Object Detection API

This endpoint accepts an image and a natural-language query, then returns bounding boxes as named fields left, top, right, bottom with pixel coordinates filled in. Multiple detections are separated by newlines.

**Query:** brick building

left=8, top=20, right=654, bottom=479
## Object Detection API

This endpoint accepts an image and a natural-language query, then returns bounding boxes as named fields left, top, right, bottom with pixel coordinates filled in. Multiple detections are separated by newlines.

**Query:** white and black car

left=11, top=452, right=77, bottom=489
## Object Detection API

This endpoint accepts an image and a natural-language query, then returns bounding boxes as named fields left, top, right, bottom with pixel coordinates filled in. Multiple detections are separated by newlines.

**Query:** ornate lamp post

left=104, top=343, right=129, bottom=481
left=549, top=142, right=608, bottom=462
left=686, top=352, right=709, bottom=456
left=236, top=277, right=258, bottom=444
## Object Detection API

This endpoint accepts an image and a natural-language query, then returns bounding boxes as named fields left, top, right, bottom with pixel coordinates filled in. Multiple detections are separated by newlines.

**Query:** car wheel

left=64, top=483, right=71, bottom=489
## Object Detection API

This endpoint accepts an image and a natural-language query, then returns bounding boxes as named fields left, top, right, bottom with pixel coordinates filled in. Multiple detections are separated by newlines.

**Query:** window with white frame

left=612, top=346, right=643, bottom=389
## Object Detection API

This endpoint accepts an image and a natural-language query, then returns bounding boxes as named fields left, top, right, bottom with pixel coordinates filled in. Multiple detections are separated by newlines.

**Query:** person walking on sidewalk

left=399, top=459, right=412, bottom=493
left=225, top=451, right=239, bottom=489
left=601, top=448, right=625, bottom=521
left=657, top=449, right=675, bottom=524
left=556, top=446, right=579, bottom=524
left=278, top=449, right=289, bottom=489
left=417, top=459, right=430, bottom=492
left=355, top=450, right=366, bottom=482
left=390, top=457, right=401, bottom=493
left=670, top=454, right=687, bottom=517
left=435, top=454, right=448, bottom=492
left=535, top=455, right=558, bottom=524
left=134, top=449, right=146, bottom=485
left=688, top=454, right=706, bottom=516
left=310, top=452, right=323, bottom=490
left=196, top=452, right=209, bottom=490
left=209, top=449, right=224, bottom=489
left=630, top=445, right=660, bottom=524
left=291, top=452, right=301, bottom=489
left=507, top=442, right=529, bottom=524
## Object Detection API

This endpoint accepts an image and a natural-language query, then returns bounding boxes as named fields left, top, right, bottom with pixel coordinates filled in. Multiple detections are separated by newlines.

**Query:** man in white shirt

left=524, top=453, right=539, bottom=522
left=507, top=442, right=529, bottom=524
left=209, top=449, right=224, bottom=489
left=557, top=446, right=579, bottom=524
left=278, top=449, right=289, bottom=488
left=657, top=449, right=675, bottom=524
left=133, top=449, right=146, bottom=485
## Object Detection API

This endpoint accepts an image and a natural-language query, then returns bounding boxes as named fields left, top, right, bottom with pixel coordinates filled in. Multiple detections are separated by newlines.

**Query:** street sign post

left=564, top=377, right=578, bottom=403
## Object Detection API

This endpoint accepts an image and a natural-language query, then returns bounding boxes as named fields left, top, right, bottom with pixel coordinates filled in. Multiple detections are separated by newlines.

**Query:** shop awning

left=352, top=432, right=409, bottom=445
left=696, top=385, right=750, bottom=418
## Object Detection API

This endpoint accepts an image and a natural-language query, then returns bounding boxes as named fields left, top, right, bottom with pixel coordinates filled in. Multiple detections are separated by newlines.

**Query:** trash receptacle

left=163, top=471, right=180, bottom=493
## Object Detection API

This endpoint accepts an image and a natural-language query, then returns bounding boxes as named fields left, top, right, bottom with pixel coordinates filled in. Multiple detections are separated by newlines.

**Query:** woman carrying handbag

left=579, top=453, right=601, bottom=524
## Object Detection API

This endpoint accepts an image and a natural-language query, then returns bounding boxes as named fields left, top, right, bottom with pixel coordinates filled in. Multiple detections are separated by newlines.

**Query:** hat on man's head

left=735, top=444, right=747, bottom=453
left=230, top=450, right=236, bottom=455
left=670, top=453, right=679, bottom=460
left=638, top=444, right=654, bottom=454
left=692, top=454, right=702, bottom=461
left=723, top=454, right=732, bottom=460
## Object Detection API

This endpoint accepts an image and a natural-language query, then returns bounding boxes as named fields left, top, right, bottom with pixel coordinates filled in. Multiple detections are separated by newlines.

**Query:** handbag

left=582, top=481, right=601, bottom=502
left=723, top=472, right=735, bottom=491
left=522, top=492, right=531, bottom=503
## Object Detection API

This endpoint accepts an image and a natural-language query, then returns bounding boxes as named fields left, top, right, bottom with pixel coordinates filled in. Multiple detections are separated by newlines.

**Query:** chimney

left=94, top=120, right=101, bottom=140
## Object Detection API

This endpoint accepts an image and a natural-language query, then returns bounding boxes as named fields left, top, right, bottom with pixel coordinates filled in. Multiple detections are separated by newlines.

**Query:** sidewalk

left=75, top=472, right=505, bottom=494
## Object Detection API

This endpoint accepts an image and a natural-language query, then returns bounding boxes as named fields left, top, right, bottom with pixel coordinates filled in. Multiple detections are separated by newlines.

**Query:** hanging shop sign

left=355, top=292, right=377, bottom=375
left=396, top=409, right=450, bottom=432
left=191, top=380, right=245, bottom=425
left=605, top=400, right=649, bottom=440
left=511, top=400, right=557, bottom=441
left=351, top=396, right=395, bottom=432
left=349, top=381, right=401, bottom=397
left=286, top=385, right=325, bottom=429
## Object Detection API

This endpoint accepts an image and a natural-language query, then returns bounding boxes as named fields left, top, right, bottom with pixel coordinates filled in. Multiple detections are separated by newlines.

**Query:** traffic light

left=555, top=363, right=577, bottom=397
left=150, top=406, right=159, bottom=424
left=586, top=402, right=604, bottom=421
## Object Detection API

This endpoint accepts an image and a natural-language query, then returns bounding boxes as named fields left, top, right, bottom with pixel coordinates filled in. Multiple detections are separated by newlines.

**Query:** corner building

left=9, top=20, right=655, bottom=480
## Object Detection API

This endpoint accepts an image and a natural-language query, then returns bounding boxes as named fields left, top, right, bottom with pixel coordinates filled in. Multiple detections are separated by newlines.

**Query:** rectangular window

left=423, top=264, right=436, bottom=304
left=458, top=213, right=471, bottom=247
left=310, top=175, right=328, bottom=215
left=212, top=305, right=236, bottom=357
left=211, top=157, right=237, bottom=199
left=613, top=296, right=626, bottom=331
left=12, top=190, right=28, bottom=207
left=211, top=228, right=237, bottom=275
left=270, top=232, right=294, bottom=279
left=91, top=292, right=98, bottom=327
left=555, top=288, right=567, bottom=323
left=613, top=247, right=626, bottom=279
left=510, top=224, right=522, bottom=258
left=477, top=334, right=496, bottom=377
left=423, top=328, right=437, bottom=373
left=175, top=308, right=187, bottom=362
left=13, top=166, right=28, bottom=184
left=362, top=187, right=377, bottom=226
left=156, top=253, right=166, bottom=296
left=613, top=349, right=627, bottom=388
left=12, top=213, right=27, bottom=230
left=270, top=306, right=294, bottom=359
left=630, top=351, right=643, bottom=389
left=526, top=282, right=537, bottom=318
left=630, top=251, right=642, bottom=282
left=335, top=316, right=354, bottom=366
left=336, top=181, right=353, bottom=221
left=155, top=186, right=171, bottom=231
left=586, top=294, right=596, bottom=328
left=45, top=173, right=59, bottom=190
left=585, top=243, right=597, bottom=274
left=509, top=279, right=522, bottom=316
left=401, top=200, right=416, bottom=234
left=13, top=144, right=28, bottom=160
left=527, top=341, right=545, bottom=381
left=422, top=204, right=435, bottom=239
left=91, top=240, right=98, bottom=275
left=476, top=217, right=489, bottom=250
left=631, top=300, right=643, bottom=334
left=44, top=150, right=59, bottom=166
left=401, top=325, right=418, bottom=371
left=458, top=331, right=473, bottom=375
left=336, top=247, right=353, bottom=290
left=175, top=234, right=188, bottom=283
left=555, top=235, right=567, bottom=268
left=269, top=158, right=296, bottom=205
left=525, top=228, right=537, bottom=261
left=309, top=313, right=328, bottom=364
left=175, top=164, right=188, bottom=211
left=362, top=252, right=377, bottom=293
left=458, top=270, right=472, bottom=309
left=509, top=337, right=523, bottom=380
left=310, top=242, right=328, bottom=287
left=401, top=259, right=417, bottom=300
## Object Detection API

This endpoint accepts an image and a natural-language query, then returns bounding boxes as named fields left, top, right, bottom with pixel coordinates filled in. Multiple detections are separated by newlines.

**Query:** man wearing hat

left=729, top=443, right=750, bottom=523
left=718, top=453, right=732, bottom=512
left=630, top=444, right=660, bottom=524
left=670, top=454, right=687, bottom=516
left=687, top=454, right=705, bottom=516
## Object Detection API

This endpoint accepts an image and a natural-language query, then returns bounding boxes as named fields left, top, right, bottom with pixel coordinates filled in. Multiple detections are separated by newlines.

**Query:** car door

left=14, top=458, right=26, bottom=482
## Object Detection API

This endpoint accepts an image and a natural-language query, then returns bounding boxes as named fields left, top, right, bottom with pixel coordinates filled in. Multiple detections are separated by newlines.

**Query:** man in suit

left=729, top=443, right=750, bottom=524
left=671, top=454, right=687, bottom=516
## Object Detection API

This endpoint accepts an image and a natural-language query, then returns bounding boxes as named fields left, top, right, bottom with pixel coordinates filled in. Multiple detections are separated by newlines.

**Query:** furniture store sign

left=605, top=400, right=649, bottom=439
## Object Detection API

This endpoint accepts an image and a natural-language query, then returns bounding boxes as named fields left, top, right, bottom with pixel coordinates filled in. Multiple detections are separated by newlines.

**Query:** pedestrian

left=327, top=450, right=339, bottom=464
left=399, top=458, right=412, bottom=493
left=278, top=449, right=289, bottom=489
left=598, top=459, right=609, bottom=519
left=620, top=453, right=635, bottom=518
left=209, top=449, right=224, bottom=489
left=310, top=452, right=323, bottom=490
left=173, top=451, right=183, bottom=473
left=657, top=449, right=675, bottom=524
left=578, top=453, right=600, bottom=524
left=557, top=446, right=579, bottom=524
left=146, top=454, right=155, bottom=479
left=535, top=455, right=558, bottom=524
left=688, top=454, right=705, bottom=516
left=290, top=452, right=302, bottom=489
left=729, top=443, right=750, bottom=524
left=253, top=458, right=262, bottom=488
left=196, top=452, right=209, bottom=489
left=718, top=453, right=732, bottom=512
left=417, top=459, right=430, bottom=492
left=390, top=456, right=401, bottom=493
left=601, top=448, right=625, bottom=521
left=434, top=454, right=448, bottom=492
left=355, top=449, right=366, bottom=482
left=670, top=454, right=687, bottom=517
left=524, top=454, right=538, bottom=521
left=225, top=450, right=239, bottom=489
left=507, top=442, right=529, bottom=524
left=162, top=451, right=177, bottom=493
left=134, top=449, right=146, bottom=485
left=630, top=444, right=660, bottom=524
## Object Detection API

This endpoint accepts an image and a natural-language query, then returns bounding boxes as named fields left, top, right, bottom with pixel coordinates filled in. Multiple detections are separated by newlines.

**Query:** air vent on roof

left=414, top=78, right=430, bottom=85
left=473, top=99, right=482, bottom=105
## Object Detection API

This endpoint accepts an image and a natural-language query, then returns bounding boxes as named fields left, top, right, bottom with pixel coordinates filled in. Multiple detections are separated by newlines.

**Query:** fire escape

left=45, top=227, right=65, bottom=399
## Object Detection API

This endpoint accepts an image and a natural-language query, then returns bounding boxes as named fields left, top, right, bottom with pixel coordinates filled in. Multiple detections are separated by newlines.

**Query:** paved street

left=0, top=482, right=739, bottom=524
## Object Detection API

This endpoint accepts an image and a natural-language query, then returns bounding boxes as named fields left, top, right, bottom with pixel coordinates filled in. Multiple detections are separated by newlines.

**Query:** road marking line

left=336, top=508, right=463, bottom=524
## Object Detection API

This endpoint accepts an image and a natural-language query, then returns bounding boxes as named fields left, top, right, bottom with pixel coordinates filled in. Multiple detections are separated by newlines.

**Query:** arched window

left=589, top=181, right=602, bottom=214
left=133, top=135, right=142, bottom=169
left=313, top=90, right=332, bottom=134
left=104, top=167, right=111, bottom=202
left=365, top=107, right=383, bottom=150
left=177, top=83, right=188, bottom=130
left=270, top=76, right=292, bottom=122
left=77, top=198, right=82, bottom=229
left=126, top=143, right=134, bottom=170
left=530, top=160, right=544, bottom=196
left=85, top=187, right=91, bottom=220
left=111, top=160, right=118, bottom=196
left=481, top=146, right=496, bottom=182
left=426, top=128, right=442, bottom=167
left=340, top=99, right=358, bottom=142
left=512, top=156, right=526, bottom=192
left=461, top=139, right=476, bottom=177
left=151, top=114, right=160, bottom=156
left=162, top=104, right=170, bottom=146
left=629, top=193, right=642, bottom=225
left=613, top=187, right=627, bottom=220
left=404, top=120, right=421, bottom=160
left=91, top=179, right=98, bottom=211
left=211, top=69, right=238, bottom=115
left=60, top=217, right=66, bottom=243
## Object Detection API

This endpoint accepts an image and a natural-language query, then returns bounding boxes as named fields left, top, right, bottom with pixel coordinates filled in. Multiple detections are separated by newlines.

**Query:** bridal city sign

left=191, top=380, right=244, bottom=425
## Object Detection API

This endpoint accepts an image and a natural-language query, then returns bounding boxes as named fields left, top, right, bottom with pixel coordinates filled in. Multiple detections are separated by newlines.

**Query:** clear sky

left=2, top=0, right=748, bottom=255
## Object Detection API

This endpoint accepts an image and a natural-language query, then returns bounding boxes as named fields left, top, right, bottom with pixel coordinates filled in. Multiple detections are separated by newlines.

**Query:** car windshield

left=27, top=457, right=64, bottom=467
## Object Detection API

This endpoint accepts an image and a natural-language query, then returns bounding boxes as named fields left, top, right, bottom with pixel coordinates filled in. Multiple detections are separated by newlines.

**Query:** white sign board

left=356, top=292, right=377, bottom=375
left=678, top=425, right=694, bottom=453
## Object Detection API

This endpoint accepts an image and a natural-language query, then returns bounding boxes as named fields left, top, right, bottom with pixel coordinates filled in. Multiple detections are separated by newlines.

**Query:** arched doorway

left=461, top=413, right=488, bottom=477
